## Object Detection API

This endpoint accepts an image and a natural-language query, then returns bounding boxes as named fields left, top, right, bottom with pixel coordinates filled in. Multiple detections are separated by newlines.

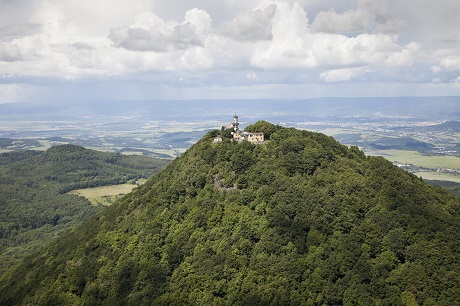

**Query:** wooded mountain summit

left=1, top=122, right=459, bottom=305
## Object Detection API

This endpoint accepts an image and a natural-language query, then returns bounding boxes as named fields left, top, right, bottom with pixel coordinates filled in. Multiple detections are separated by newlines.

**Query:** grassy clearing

left=118, top=151, right=144, bottom=156
left=381, top=150, right=460, bottom=169
left=69, top=179, right=147, bottom=206
left=151, top=149, right=185, bottom=158
left=413, top=172, right=460, bottom=183
left=36, top=140, right=54, bottom=150
left=309, top=128, right=351, bottom=136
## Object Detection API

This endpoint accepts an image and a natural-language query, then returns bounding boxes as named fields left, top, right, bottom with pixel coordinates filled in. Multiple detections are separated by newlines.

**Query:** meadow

left=413, top=172, right=460, bottom=183
left=69, top=179, right=147, bottom=206
left=381, top=150, right=460, bottom=169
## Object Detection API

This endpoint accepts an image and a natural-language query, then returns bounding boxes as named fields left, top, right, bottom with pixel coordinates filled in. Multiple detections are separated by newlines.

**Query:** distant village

left=214, top=115, right=264, bottom=143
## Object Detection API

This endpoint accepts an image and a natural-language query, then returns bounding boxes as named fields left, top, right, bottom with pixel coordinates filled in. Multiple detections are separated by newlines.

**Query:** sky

left=1, top=0, right=460, bottom=104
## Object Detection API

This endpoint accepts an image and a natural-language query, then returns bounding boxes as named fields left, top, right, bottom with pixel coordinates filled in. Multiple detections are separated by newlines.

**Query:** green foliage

left=0, top=138, right=40, bottom=150
left=1, top=124, right=460, bottom=305
left=426, top=180, right=460, bottom=197
left=0, top=145, right=169, bottom=273
left=244, top=120, right=282, bottom=140
left=220, top=128, right=234, bottom=139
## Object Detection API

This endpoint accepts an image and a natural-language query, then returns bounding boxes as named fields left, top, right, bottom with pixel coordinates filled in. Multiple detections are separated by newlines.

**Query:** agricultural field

left=413, top=172, right=460, bottom=183
left=380, top=150, right=460, bottom=169
left=308, top=125, right=460, bottom=183
left=69, top=179, right=147, bottom=206
left=373, top=150, right=460, bottom=183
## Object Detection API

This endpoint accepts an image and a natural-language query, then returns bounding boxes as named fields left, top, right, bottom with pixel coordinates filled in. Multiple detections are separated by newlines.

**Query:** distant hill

left=0, top=145, right=169, bottom=273
left=362, top=136, right=435, bottom=151
left=1, top=124, right=460, bottom=305
left=427, top=120, right=460, bottom=132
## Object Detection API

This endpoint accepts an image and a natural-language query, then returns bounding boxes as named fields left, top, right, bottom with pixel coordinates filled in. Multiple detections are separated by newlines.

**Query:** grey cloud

left=0, top=43, right=22, bottom=61
left=361, top=0, right=405, bottom=34
left=172, top=23, right=203, bottom=49
left=109, top=22, right=202, bottom=52
left=72, top=42, right=94, bottom=50
left=0, top=23, right=42, bottom=39
left=394, top=1, right=460, bottom=48
left=218, top=5, right=276, bottom=41
left=310, top=9, right=365, bottom=34
left=311, top=0, right=405, bottom=35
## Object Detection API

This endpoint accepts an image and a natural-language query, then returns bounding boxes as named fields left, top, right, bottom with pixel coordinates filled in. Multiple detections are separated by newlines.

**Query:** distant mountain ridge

left=1, top=123, right=460, bottom=305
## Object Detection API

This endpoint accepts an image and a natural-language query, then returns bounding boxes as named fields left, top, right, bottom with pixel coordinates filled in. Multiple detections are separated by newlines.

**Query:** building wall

left=245, top=132, right=264, bottom=143
left=233, top=133, right=244, bottom=142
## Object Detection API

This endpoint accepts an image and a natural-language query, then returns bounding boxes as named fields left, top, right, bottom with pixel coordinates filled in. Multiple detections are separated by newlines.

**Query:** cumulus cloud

left=1, top=0, right=460, bottom=101
left=218, top=4, right=276, bottom=41
left=251, top=2, right=418, bottom=72
left=384, top=41, right=420, bottom=67
left=251, top=2, right=310, bottom=68
left=109, top=26, right=196, bottom=52
left=441, top=56, right=460, bottom=71
left=184, top=8, right=212, bottom=34
left=109, top=9, right=211, bottom=52
left=311, top=0, right=405, bottom=35
left=0, top=1, right=425, bottom=82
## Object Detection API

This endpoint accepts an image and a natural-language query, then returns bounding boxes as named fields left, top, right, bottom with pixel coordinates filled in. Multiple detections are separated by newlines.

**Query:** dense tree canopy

left=1, top=126, right=460, bottom=305
left=0, top=145, right=169, bottom=273
left=244, top=120, right=282, bottom=140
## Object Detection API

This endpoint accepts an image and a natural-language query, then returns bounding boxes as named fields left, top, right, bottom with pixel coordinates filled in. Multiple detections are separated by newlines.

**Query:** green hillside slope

left=1, top=124, right=460, bottom=305
left=0, top=145, right=169, bottom=273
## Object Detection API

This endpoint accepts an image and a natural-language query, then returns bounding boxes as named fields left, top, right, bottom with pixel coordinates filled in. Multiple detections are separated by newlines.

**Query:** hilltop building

left=221, top=115, right=265, bottom=143
left=231, top=114, right=239, bottom=131
left=243, top=132, right=264, bottom=143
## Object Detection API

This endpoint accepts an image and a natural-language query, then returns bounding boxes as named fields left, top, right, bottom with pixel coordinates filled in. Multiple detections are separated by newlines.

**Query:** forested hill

left=0, top=145, right=169, bottom=273
left=1, top=123, right=460, bottom=305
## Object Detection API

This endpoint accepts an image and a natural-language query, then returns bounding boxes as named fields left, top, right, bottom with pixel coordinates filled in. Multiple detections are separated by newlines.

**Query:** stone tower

left=232, top=114, right=239, bottom=132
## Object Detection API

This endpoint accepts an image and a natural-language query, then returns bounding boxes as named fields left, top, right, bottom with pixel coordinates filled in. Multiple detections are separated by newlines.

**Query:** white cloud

left=179, top=46, right=214, bottom=71
left=185, top=8, right=212, bottom=34
left=251, top=2, right=310, bottom=68
left=251, top=3, right=419, bottom=71
left=320, top=67, right=369, bottom=82
left=441, top=56, right=460, bottom=71
left=1, top=0, right=460, bottom=102
left=384, top=41, right=420, bottom=67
